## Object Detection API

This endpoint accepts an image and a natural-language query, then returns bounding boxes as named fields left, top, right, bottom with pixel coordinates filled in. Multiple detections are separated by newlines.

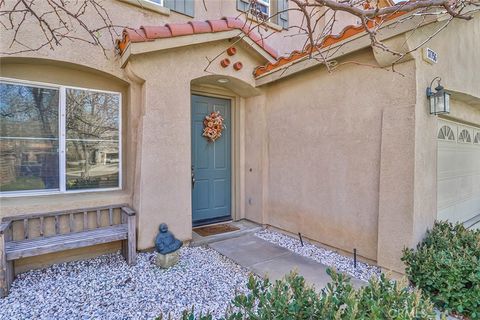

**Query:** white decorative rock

left=155, top=251, right=180, bottom=269
left=0, top=247, right=251, bottom=319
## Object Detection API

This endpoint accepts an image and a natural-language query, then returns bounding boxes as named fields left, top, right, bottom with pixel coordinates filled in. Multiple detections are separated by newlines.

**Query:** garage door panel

left=437, top=207, right=455, bottom=221
left=437, top=119, right=480, bottom=226
left=454, top=197, right=480, bottom=222
left=436, top=206, right=476, bottom=223
left=438, top=185, right=480, bottom=222
left=457, top=147, right=476, bottom=173
left=437, top=178, right=459, bottom=208
left=458, top=175, right=474, bottom=199
left=475, top=172, right=480, bottom=194
left=437, top=143, right=458, bottom=180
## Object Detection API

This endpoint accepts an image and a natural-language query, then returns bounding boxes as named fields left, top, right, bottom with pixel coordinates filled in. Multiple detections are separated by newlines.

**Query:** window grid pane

left=0, top=82, right=60, bottom=192
left=0, top=80, right=121, bottom=195
left=65, top=88, right=120, bottom=191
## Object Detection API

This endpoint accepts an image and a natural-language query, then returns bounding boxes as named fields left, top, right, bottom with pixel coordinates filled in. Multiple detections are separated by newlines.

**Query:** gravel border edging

left=254, top=229, right=382, bottom=282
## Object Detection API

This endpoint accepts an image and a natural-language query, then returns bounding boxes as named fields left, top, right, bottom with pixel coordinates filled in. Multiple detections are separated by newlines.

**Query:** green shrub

left=402, top=221, right=480, bottom=319
left=179, top=269, right=435, bottom=320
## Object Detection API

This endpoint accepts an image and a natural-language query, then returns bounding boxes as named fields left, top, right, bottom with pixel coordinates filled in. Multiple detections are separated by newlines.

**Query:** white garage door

left=437, top=119, right=480, bottom=229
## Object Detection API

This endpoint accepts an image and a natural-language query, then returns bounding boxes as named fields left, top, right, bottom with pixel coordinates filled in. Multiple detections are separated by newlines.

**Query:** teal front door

left=191, top=94, right=231, bottom=226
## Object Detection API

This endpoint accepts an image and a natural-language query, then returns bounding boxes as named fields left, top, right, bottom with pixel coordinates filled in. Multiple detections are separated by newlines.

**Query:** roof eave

left=120, top=30, right=276, bottom=68
left=255, top=13, right=439, bottom=86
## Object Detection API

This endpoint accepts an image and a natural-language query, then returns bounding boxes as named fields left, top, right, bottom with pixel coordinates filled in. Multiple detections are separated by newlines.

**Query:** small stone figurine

left=154, top=223, right=182, bottom=268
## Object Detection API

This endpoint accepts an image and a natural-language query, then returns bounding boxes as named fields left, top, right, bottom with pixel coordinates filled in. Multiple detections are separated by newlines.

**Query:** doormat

left=194, top=224, right=240, bottom=237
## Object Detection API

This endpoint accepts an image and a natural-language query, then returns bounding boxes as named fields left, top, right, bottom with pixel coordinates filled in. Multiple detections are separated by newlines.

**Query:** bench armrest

left=0, top=221, right=11, bottom=234
left=121, top=206, right=136, bottom=216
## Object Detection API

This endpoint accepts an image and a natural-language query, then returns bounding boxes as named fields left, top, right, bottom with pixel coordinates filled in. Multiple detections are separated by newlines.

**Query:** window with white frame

left=237, top=0, right=288, bottom=28
left=145, top=0, right=164, bottom=6
left=251, top=0, right=270, bottom=20
left=0, top=79, right=121, bottom=195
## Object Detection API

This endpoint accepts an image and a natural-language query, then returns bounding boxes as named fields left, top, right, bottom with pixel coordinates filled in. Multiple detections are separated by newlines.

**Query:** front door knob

left=191, top=165, right=195, bottom=188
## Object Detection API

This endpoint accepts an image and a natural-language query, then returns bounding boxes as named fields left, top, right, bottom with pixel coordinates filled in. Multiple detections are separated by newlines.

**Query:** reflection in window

left=250, top=0, right=270, bottom=19
left=0, top=80, right=121, bottom=194
left=66, top=89, right=120, bottom=190
left=146, top=0, right=164, bottom=5
left=0, top=83, right=59, bottom=192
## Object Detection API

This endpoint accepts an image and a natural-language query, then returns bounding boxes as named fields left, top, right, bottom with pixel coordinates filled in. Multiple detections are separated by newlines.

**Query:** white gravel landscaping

left=255, top=229, right=382, bottom=282
left=0, top=246, right=250, bottom=320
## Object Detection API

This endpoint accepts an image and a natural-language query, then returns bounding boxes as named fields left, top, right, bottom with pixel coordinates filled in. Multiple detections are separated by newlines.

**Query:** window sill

left=245, top=13, right=284, bottom=32
left=0, top=190, right=131, bottom=214
left=0, top=187, right=123, bottom=198
left=117, top=0, right=170, bottom=16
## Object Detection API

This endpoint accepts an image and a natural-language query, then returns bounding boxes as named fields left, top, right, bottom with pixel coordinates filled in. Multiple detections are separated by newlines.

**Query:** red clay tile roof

left=253, top=11, right=407, bottom=78
left=117, top=17, right=278, bottom=58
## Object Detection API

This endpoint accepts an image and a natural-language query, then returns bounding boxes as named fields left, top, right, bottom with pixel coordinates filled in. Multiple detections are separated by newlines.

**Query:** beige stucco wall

left=125, top=41, right=265, bottom=250
left=0, top=0, right=313, bottom=66
left=259, top=14, right=479, bottom=272
left=377, top=14, right=480, bottom=271
left=0, top=39, right=267, bottom=267
left=0, top=60, right=135, bottom=211
left=258, top=49, right=416, bottom=262
left=1, top=1, right=478, bottom=276
left=445, top=99, right=480, bottom=125
left=0, top=0, right=274, bottom=269
left=0, top=59, right=137, bottom=269
left=411, top=14, right=480, bottom=248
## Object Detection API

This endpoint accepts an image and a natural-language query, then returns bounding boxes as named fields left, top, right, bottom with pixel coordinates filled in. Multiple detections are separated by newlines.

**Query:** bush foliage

left=402, top=221, right=480, bottom=319
left=175, top=269, right=435, bottom=320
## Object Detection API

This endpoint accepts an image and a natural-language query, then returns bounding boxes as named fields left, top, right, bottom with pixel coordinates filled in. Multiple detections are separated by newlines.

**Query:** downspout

left=123, top=61, right=146, bottom=217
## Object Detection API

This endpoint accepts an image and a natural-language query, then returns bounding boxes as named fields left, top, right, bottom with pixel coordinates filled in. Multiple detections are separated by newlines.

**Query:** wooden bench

left=0, top=205, right=136, bottom=298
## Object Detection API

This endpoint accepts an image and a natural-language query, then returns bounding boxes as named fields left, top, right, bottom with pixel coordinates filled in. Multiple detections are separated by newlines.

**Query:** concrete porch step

left=190, top=219, right=263, bottom=247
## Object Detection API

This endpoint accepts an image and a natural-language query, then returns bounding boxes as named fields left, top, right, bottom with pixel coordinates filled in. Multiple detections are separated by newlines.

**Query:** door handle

left=191, top=166, right=195, bottom=188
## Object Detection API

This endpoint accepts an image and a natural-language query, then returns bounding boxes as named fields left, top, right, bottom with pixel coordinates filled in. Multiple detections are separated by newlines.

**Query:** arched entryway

left=190, top=75, right=260, bottom=227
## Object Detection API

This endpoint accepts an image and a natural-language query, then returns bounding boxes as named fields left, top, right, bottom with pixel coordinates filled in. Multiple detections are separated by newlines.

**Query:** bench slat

left=7, top=225, right=128, bottom=249
left=96, top=210, right=101, bottom=228
left=83, top=211, right=88, bottom=231
left=1, top=204, right=128, bottom=222
left=23, top=219, right=28, bottom=240
left=40, top=217, right=44, bottom=237
left=55, top=216, right=60, bottom=235
left=1, top=205, right=136, bottom=298
left=5, top=225, right=128, bottom=260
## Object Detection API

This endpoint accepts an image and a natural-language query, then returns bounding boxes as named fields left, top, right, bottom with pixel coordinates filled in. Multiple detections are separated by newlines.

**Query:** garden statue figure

left=155, top=223, right=182, bottom=255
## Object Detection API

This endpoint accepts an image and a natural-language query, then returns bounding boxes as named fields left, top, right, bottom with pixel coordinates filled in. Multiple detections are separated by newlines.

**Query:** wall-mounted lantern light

left=427, top=77, right=450, bottom=115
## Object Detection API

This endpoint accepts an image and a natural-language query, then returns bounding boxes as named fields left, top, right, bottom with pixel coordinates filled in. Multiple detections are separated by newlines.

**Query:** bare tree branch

left=1, top=0, right=478, bottom=72
left=240, top=0, right=478, bottom=75
left=0, top=0, right=125, bottom=56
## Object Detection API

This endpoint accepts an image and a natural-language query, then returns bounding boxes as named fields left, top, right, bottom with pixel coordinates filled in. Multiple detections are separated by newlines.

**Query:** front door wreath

left=203, top=111, right=225, bottom=142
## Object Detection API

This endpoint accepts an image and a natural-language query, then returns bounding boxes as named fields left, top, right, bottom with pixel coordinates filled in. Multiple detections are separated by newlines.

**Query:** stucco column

left=377, top=105, right=416, bottom=272
left=126, top=59, right=192, bottom=250
left=244, top=94, right=268, bottom=225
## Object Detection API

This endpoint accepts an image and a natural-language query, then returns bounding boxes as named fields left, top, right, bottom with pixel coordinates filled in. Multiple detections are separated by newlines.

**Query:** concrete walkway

left=211, top=234, right=456, bottom=320
left=209, top=233, right=365, bottom=289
